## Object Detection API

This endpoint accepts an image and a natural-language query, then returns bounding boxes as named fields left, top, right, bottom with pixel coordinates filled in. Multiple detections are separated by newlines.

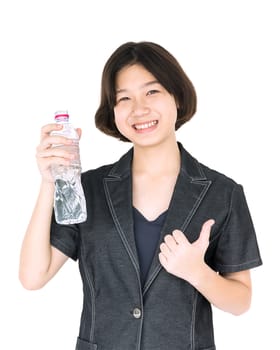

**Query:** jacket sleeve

left=212, top=184, right=262, bottom=273
left=50, top=212, right=80, bottom=261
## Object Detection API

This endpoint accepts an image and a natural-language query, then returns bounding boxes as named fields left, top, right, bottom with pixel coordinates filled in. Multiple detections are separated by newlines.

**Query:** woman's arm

left=19, top=123, right=78, bottom=290
left=19, top=181, right=69, bottom=290
left=159, top=220, right=252, bottom=315
left=190, top=266, right=251, bottom=316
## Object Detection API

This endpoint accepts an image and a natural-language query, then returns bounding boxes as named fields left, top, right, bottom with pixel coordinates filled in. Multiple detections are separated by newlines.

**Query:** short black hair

left=95, top=41, right=197, bottom=142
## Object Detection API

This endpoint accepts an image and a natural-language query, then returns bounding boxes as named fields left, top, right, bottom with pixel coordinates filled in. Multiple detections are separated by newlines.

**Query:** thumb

left=76, top=128, right=82, bottom=139
left=197, top=219, right=215, bottom=247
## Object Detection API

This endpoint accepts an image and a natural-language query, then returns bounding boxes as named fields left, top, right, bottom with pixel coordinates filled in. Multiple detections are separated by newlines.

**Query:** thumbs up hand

left=159, top=219, right=215, bottom=285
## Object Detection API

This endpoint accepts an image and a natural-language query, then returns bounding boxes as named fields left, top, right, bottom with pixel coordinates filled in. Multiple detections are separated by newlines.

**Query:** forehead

left=115, top=64, right=157, bottom=91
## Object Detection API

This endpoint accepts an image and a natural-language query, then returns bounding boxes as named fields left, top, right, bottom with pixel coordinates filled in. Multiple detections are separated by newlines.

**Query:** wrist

left=186, top=262, right=211, bottom=288
left=39, top=181, right=55, bottom=199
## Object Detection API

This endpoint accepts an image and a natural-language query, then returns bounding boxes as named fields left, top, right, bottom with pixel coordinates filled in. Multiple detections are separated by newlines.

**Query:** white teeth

left=134, top=120, right=157, bottom=130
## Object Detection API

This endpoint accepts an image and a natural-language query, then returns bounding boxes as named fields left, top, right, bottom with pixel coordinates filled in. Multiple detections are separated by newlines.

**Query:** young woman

left=19, top=41, right=262, bottom=350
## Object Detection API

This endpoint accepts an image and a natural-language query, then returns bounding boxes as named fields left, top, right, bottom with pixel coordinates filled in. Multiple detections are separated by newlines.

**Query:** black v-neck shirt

left=133, top=207, right=167, bottom=286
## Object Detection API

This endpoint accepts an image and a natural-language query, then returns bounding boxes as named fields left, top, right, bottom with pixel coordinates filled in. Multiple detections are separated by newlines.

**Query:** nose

left=131, top=98, right=150, bottom=117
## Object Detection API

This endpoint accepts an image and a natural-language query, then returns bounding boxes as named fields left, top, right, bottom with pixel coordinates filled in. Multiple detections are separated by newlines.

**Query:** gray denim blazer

left=51, top=143, right=262, bottom=350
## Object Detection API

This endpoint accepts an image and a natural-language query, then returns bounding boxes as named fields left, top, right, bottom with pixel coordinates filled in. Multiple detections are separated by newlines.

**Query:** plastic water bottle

left=51, top=111, right=87, bottom=224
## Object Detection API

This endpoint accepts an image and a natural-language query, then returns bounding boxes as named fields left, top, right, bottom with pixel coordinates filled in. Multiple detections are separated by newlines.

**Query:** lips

left=133, top=120, right=158, bottom=130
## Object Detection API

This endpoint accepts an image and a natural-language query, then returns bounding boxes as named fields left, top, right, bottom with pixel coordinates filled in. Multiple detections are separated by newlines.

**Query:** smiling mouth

left=133, top=120, right=158, bottom=130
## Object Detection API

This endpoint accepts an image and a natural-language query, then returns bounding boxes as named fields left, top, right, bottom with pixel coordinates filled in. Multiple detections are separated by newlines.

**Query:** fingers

left=160, top=230, right=188, bottom=251
left=40, top=123, right=62, bottom=140
left=36, top=147, right=75, bottom=163
left=172, top=230, right=189, bottom=245
left=160, top=219, right=215, bottom=255
left=39, top=123, right=82, bottom=146
left=36, top=123, right=80, bottom=180
left=41, top=124, right=82, bottom=137
left=159, top=230, right=188, bottom=260
left=37, top=123, right=79, bottom=155
left=159, top=242, right=171, bottom=257
left=158, top=252, right=168, bottom=267
left=164, top=234, right=179, bottom=250
left=37, top=137, right=73, bottom=155
left=198, top=219, right=215, bottom=246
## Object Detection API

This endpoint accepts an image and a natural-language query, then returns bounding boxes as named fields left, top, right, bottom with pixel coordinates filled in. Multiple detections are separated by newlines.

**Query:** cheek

left=113, top=108, right=128, bottom=132
left=163, top=101, right=178, bottom=125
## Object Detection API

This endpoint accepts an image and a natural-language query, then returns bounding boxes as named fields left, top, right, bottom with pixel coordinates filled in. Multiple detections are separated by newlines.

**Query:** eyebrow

left=116, top=80, right=160, bottom=94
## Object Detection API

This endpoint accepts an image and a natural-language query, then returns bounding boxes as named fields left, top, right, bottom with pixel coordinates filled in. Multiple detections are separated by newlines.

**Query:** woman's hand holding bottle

left=36, top=123, right=81, bottom=183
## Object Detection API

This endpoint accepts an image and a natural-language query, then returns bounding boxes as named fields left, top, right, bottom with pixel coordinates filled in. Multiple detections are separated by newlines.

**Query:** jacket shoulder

left=82, top=163, right=115, bottom=182
left=179, top=144, right=240, bottom=189
left=199, top=161, right=240, bottom=189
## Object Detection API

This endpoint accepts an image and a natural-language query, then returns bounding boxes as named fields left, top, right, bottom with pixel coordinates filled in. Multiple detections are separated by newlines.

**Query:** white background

left=0, top=0, right=279, bottom=348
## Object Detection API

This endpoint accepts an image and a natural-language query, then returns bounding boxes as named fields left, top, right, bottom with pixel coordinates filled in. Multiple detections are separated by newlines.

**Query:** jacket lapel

left=143, top=145, right=212, bottom=294
left=103, top=149, right=140, bottom=275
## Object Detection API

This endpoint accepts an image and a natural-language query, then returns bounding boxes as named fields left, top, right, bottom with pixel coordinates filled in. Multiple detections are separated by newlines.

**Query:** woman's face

left=113, top=64, right=178, bottom=148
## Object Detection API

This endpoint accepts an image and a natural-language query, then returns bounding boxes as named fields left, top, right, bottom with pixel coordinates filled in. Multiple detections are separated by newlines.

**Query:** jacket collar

left=107, top=142, right=207, bottom=182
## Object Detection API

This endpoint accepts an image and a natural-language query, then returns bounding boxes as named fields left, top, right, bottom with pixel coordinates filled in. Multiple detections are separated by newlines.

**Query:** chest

left=132, top=174, right=178, bottom=221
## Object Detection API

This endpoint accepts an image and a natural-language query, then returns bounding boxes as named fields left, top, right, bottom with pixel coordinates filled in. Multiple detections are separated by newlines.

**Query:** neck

left=132, top=139, right=181, bottom=176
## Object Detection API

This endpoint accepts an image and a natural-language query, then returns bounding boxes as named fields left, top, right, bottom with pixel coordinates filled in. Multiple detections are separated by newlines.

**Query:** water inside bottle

left=53, top=166, right=87, bottom=224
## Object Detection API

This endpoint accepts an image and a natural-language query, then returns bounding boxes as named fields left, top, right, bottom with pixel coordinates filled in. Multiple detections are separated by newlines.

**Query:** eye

left=147, top=89, right=159, bottom=96
left=116, top=96, right=130, bottom=104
